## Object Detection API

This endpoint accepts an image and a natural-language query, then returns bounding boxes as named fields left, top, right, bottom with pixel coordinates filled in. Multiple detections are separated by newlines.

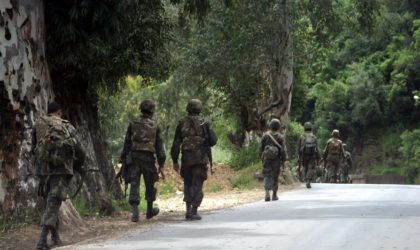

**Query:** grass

left=205, top=183, right=224, bottom=193
left=230, top=162, right=261, bottom=190
left=212, top=145, right=232, bottom=164
left=0, top=217, right=25, bottom=237
left=72, top=195, right=100, bottom=217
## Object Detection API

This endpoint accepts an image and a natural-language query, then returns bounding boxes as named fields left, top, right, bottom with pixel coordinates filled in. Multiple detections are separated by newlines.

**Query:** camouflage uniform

left=339, top=146, right=352, bottom=183
left=33, top=104, right=85, bottom=250
left=297, top=122, right=321, bottom=188
left=121, top=100, right=165, bottom=221
left=259, top=119, right=287, bottom=201
left=171, top=99, right=217, bottom=220
left=323, top=130, right=345, bottom=183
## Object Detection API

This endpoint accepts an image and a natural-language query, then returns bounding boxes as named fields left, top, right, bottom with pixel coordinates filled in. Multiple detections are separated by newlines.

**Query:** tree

left=0, top=0, right=169, bottom=221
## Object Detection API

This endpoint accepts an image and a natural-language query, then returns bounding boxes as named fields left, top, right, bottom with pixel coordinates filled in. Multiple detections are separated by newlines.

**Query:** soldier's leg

left=263, top=162, right=272, bottom=201
left=272, top=164, right=281, bottom=200
left=143, top=163, right=159, bottom=219
left=37, top=176, right=65, bottom=249
left=304, top=161, right=310, bottom=188
left=51, top=219, right=62, bottom=246
left=190, top=165, right=207, bottom=220
left=326, top=161, right=335, bottom=183
left=182, top=166, right=193, bottom=219
left=128, top=166, right=141, bottom=222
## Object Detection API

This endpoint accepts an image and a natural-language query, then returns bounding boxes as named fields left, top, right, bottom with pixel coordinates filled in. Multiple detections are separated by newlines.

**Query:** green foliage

left=400, top=128, right=420, bottom=183
left=286, top=121, right=304, bottom=161
left=228, top=142, right=260, bottom=170
left=230, top=162, right=261, bottom=190
left=0, top=217, right=26, bottom=236
left=72, top=195, right=100, bottom=217
left=205, top=183, right=224, bottom=193
left=45, top=0, right=169, bottom=90
left=157, top=181, right=177, bottom=196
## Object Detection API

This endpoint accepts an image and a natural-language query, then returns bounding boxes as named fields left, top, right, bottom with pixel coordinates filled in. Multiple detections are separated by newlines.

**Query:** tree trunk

left=0, top=0, right=120, bottom=223
left=0, top=0, right=53, bottom=217
left=263, top=0, right=294, bottom=126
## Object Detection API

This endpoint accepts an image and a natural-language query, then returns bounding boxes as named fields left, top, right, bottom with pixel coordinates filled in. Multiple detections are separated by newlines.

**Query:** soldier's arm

left=170, top=123, right=182, bottom=165
left=155, top=127, right=166, bottom=168
left=281, top=135, right=288, bottom=161
left=323, top=141, right=329, bottom=160
left=315, top=137, right=321, bottom=161
left=340, top=142, right=345, bottom=159
left=296, top=136, right=303, bottom=162
left=348, top=153, right=353, bottom=168
left=259, top=135, right=266, bottom=159
left=121, top=124, right=132, bottom=161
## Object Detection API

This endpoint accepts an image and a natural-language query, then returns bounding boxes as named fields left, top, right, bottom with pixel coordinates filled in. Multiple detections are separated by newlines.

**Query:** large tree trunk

left=0, top=0, right=120, bottom=223
left=261, top=0, right=293, bottom=126
left=0, top=0, right=53, bottom=217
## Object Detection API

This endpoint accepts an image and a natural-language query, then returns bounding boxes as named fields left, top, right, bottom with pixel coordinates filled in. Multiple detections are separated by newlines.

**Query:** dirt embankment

left=0, top=164, right=297, bottom=250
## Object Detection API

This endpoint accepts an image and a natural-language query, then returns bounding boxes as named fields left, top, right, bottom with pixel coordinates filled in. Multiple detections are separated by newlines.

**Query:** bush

left=231, top=163, right=261, bottom=189
left=228, top=142, right=260, bottom=170
left=400, top=128, right=420, bottom=183
left=286, top=121, right=304, bottom=161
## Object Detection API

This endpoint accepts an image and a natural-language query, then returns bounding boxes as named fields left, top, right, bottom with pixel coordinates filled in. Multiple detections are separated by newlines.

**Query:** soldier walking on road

left=297, top=122, right=321, bottom=189
left=339, top=143, right=353, bottom=183
left=259, top=119, right=287, bottom=201
left=171, top=99, right=217, bottom=220
left=33, top=102, right=86, bottom=250
left=323, top=129, right=345, bottom=183
left=120, top=99, right=166, bottom=222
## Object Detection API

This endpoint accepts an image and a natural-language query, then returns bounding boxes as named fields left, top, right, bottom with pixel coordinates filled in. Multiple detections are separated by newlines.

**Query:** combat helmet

left=186, top=99, right=203, bottom=114
left=304, top=122, right=312, bottom=131
left=139, top=99, right=155, bottom=115
left=269, top=119, right=281, bottom=131
left=331, top=129, right=340, bottom=138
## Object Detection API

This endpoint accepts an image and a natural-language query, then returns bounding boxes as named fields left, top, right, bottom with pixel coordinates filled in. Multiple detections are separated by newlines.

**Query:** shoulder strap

left=266, top=132, right=282, bottom=149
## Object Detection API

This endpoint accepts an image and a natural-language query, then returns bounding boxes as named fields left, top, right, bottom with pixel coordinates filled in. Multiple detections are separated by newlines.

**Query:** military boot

left=36, top=226, right=50, bottom=250
left=306, top=180, right=312, bottom=189
left=265, top=190, right=271, bottom=202
left=185, top=203, right=192, bottom=220
left=272, top=191, right=278, bottom=201
left=131, top=204, right=139, bottom=222
left=146, top=202, right=160, bottom=219
left=51, top=227, right=63, bottom=247
left=190, top=205, right=202, bottom=220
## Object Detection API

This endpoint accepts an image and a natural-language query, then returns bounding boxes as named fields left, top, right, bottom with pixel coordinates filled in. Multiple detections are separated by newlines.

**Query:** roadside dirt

left=0, top=164, right=298, bottom=250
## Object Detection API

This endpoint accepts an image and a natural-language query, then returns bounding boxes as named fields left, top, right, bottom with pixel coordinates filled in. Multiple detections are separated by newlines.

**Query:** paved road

left=66, top=184, right=420, bottom=250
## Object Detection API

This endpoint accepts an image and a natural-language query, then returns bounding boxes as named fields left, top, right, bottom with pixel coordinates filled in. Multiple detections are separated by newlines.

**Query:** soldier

left=339, top=143, right=353, bottom=183
left=323, top=129, right=345, bottom=183
left=297, top=122, right=321, bottom=189
left=120, top=99, right=165, bottom=222
left=33, top=102, right=86, bottom=250
left=259, top=119, right=287, bottom=201
left=171, top=99, right=217, bottom=220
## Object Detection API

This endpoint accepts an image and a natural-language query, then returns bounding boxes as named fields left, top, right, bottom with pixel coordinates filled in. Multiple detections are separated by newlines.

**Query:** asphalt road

left=65, top=184, right=420, bottom=250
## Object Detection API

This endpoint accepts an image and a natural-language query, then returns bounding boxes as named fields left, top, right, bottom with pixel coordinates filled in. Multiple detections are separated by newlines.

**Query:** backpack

left=301, top=134, right=317, bottom=156
left=131, top=117, right=157, bottom=152
left=327, top=139, right=341, bottom=161
left=329, top=139, right=341, bottom=154
left=181, top=116, right=206, bottom=151
left=35, top=116, right=76, bottom=174
left=262, top=132, right=283, bottom=160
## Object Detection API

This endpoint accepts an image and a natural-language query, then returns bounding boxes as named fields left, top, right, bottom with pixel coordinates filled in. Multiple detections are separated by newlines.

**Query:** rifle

left=70, top=168, right=101, bottom=199
left=115, top=153, right=132, bottom=197
left=202, top=121, right=214, bottom=175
